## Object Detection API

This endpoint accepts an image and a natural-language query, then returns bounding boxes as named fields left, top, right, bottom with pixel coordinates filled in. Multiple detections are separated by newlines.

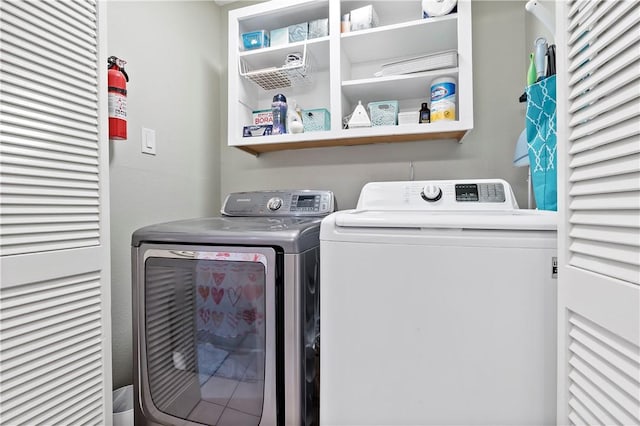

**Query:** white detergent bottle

left=287, top=99, right=304, bottom=133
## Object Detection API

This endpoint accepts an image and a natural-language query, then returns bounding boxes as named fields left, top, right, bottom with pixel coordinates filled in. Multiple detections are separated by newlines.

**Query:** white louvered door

left=0, top=0, right=112, bottom=424
left=556, top=1, right=640, bottom=424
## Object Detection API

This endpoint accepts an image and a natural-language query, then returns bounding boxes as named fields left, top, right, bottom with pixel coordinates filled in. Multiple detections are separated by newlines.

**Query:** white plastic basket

left=239, top=44, right=312, bottom=91
left=368, top=100, right=399, bottom=126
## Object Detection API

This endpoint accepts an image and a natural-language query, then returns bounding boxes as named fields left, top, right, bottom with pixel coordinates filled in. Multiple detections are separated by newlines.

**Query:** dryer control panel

left=357, top=179, right=519, bottom=211
left=222, top=190, right=335, bottom=217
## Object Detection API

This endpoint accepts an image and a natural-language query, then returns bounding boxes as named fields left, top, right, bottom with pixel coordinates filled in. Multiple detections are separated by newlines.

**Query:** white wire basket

left=239, top=44, right=313, bottom=91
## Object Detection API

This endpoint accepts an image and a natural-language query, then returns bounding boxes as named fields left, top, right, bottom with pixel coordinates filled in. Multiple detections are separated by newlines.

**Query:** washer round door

left=134, top=244, right=278, bottom=426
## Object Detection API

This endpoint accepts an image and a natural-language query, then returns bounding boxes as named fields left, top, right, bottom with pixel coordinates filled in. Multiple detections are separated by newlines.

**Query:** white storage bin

left=398, top=110, right=419, bottom=125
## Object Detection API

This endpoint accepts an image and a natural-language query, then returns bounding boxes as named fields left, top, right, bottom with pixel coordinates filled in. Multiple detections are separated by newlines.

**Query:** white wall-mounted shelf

left=227, top=0, right=473, bottom=154
left=340, top=16, right=458, bottom=63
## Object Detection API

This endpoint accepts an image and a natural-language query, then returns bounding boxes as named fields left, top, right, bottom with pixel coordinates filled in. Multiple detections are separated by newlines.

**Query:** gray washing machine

left=132, top=190, right=335, bottom=426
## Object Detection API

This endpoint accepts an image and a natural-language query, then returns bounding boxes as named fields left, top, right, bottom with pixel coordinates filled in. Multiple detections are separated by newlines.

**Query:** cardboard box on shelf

left=252, top=110, right=273, bottom=126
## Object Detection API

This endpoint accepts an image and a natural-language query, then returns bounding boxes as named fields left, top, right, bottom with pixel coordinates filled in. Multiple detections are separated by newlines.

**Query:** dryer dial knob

left=267, top=197, right=283, bottom=211
left=421, top=184, right=443, bottom=202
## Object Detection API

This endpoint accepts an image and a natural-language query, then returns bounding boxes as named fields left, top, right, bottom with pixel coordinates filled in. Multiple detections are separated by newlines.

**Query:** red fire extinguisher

left=107, top=56, right=129, bottom=140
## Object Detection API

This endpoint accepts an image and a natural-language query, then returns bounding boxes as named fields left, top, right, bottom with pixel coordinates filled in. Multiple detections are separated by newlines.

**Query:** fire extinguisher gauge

left=108, top=56, right=129, bottom=82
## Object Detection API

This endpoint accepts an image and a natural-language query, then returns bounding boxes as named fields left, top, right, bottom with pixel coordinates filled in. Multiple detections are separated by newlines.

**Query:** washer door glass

left=142, top=247, right=276, bottom=426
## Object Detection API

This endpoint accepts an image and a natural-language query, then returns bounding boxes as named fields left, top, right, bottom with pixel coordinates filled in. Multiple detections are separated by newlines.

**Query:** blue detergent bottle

left=271, top=94, right=287, bottom=134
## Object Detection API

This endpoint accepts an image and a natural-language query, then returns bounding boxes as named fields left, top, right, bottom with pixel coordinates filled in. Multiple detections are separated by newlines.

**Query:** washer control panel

left=357, top=179, right=518, bottom=211
left=454, top=182, right=506, bottom=203
left=222, top=190, right=335, bottom=216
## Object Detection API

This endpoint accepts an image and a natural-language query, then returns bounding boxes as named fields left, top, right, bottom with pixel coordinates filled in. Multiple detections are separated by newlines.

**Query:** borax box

left=252, top=110, right=273, bottom=125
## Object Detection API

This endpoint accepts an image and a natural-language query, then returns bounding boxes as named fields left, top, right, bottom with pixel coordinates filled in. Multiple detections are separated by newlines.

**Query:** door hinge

left=552, top=256, right=558, bottom=279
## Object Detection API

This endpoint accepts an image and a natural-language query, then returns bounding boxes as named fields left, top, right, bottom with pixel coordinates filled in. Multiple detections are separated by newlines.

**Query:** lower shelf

left=232, top=126, right=468, bottom=155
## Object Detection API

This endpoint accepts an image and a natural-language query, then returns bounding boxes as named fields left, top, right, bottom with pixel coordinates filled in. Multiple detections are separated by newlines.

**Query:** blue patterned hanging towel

left=526, top=75, right=557, bottom=211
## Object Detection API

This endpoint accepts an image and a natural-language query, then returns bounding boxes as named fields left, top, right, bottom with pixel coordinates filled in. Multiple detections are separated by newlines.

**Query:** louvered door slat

left=1, top=0, right=110, bottom=421
left=2, top=183, right=99, bottom=199
left=570, top=137, right=639, bottom=168
left=569, top=368, right=624, bottom=425
left=570, top=173, right=640, bottom=196
left=569, top=2, right=635, bottom=46
left=0, top=37, right=98, bottom=89
left=1, top=205, right=99, bottom=216
left=570, top=191, right=639, bottom=210
left=569, top=119, right=639, bottom=155
left=33, top=0, right=97, bottom=34
left=569, top=53, right=639, bottom=104
left=566, top=312, right=640, bottom=424
left=2, top=300, right=101, bottom=346
left=3, top=350, right=102, bottom=412
left=2, top=214, right=99, bottom=225
left=2, top=135, right=98, bottom=158
left=569, top=79, right=640, bottom=126
left=568, top=3, right=639, bottom=69
left=567, top=0, right=601, bottom=33
left=55, top=0, right=97, bottom=22
left=570, top=239, right=639, bottom=266
left=570, top=224, right=640, bottom=247
left=2, top=114, right=98, bottom=142
left=3, top=314, right=101, bottom=366
left=1, top=174, right=99, bottom=190
left=2, top=144, right=98, bottom=167
left=1, top=0, right=96, bottom=55
left=1, top=79, right=99, bottom=120
left=1, top=163, right=99, bottom=182
left=569, top=312, right=640, bottom=362
left=568, top=29, right=638, bottom=87
left=569, top=340, right=639, bottom=400
left=570, top=153, right=640, bottom=182
left=0, top=74, right=97, bottom=112
left=3, top=336, right=101, bottom=387
left=568, top=382, right=620, bottom=426
left=568, top=0, right=589, bottom=18
left=570, top=210, right=639, bottom=228
left=3, top=223, right=99, bottom=239
left=1, top=153, right=98, bottom=175
left=568, top=1, right=634, bottom=58
left=568, top=393, right=600, bottom=425
left=45, top=395, right=102, bottom=426
left=0, top=26, right=96, bottom=83
left=2, top=91, right=99, bottom=128
left=2, top=367, right=102, bottom=425
left=569, top=102, right=639, bottom=141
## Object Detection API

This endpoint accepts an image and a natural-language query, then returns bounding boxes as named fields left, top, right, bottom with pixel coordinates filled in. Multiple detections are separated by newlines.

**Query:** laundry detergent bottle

left=271, top=93, right=288, bottom=134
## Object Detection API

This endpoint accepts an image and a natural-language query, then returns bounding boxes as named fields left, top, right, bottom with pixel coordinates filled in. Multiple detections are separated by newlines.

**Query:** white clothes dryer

left=320, top=179, right=557, bottom=425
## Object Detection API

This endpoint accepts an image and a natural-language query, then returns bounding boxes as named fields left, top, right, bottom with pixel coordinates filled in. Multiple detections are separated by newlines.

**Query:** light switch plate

left=141, top=127, right=156, bottom=155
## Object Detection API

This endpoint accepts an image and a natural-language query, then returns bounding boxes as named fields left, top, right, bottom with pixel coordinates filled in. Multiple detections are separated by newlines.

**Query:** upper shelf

left=341, top=15, right=458, bottom=63
left=238, top=36, right=331, bottom=73
left=342, top=67, right=459, bottom=104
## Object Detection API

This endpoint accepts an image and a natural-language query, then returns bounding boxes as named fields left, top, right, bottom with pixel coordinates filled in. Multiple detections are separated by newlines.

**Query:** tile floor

left=187, top=351, right=265, bottom=426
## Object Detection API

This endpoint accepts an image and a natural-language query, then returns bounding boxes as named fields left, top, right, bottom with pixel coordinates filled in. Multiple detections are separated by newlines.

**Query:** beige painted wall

left=107, top=0, right=537, bottom=389
left=220, top=1, right=531, bottom=209
left=107, top=1, right=223, bottom=389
